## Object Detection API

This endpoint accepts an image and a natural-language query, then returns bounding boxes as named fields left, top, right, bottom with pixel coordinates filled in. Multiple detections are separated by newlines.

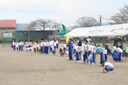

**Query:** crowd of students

left=11, top=37, right=125, bottom=73
left=11, top=38, right=59, bottom=55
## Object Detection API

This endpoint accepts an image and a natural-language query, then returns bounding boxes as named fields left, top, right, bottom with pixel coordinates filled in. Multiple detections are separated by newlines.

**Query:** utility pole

left=99, top=15, right=102, bottom=26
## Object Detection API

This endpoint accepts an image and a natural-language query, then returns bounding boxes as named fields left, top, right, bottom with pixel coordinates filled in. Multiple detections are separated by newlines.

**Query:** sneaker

left=82, top=61, right=85, bottom=63
left=113, top=61, right=116, bottom=62
left=77, top=61, right=82, bottom=63
left=92, top=63, right=95, bottom=65
left=85, top=62, right=88, bottom=64
left=107, top=71, right=112, bottom=73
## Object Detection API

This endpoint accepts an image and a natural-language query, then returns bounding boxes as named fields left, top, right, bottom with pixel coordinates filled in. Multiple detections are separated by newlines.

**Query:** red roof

left=0, top=20, right=16, bottom=28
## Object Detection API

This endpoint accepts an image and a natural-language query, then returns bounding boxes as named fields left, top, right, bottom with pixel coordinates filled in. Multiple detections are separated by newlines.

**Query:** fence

left=2, top=32, right=24, bottom=46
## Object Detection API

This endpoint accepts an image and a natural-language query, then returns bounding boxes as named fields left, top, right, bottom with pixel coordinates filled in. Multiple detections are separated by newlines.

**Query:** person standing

left=11, top=38, right=14, bottom=48
left=83, top=40, right=89, bottom=63
left=116, top=46, right=123, bottom=62
left=86, top=36, right=92, bottom=44
left=118, top=39, right=123, bottom=49
left=56, top=39, right=59, bottom=49
left=67, top=39, right=73, bottom=60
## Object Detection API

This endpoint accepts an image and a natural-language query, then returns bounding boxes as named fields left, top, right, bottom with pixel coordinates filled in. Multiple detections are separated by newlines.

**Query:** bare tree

left=29, top=19, right=61, bottom=39
left=109, top=5, right=128, bottom=25
left=76, top=17, right=99, bottom=27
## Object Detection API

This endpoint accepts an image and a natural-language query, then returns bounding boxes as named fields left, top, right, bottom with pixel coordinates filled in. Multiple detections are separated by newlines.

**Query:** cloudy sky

left=0, top=0, right=127, bottom=27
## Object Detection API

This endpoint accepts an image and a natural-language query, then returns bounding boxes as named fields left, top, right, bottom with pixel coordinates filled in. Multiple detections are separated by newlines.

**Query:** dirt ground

left=0, top=44, right=128, bottom=85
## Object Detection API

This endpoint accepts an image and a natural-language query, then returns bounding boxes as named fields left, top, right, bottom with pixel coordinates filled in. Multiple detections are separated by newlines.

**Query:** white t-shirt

left=65, top=51, right=69, bottom=54
left=41, top=42, right=44, bottom=46
left=54, top=42, right=56, bottom=46
left=43, top=42, right=46, bottom=46
left=81, top=43, right=85, bottom=51
left=18, top=42, right=20, bottom=46
left=74, top=44, right=77, bottom=49
left=117, top=47, right=123, bottom=53
left=45, top=42, right=49, bottom=46
left=105, top=62, right=114, bottom=68
left=86, top=38, right=92, bottom=44
left=29, top=42, right=32, bottom=46
left=88, top=44, right=92, bottom=51
left=37, top=44, right=40, bottom=47
left=113, top=46, right=117, bottom=50
left=13, top=42, right=16, bottom=46
left=75, top=45, right=79, bottom=51
left=84, top=44, right=88, bottom=51
left=20, top=42, right=23, bottom=45
left=91, top=45, right=96, bottom=53
left=56, top=40, right=58, bottom=44
left=26, top=42, right=29, bottom=46
left=103, top=48, right=107, bottom=54
left=33, top=43, right=37, bottom=48
left=76, top=40, right=79, bottom=43
left=49, top=41, right=52, bottom=46
left=64, top=44, right=67, bottom=48
left=16, top=42, right=19, bottom=47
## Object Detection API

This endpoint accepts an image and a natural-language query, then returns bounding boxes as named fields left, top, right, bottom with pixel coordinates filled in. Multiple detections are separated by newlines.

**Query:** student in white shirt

left=40, top=40, right=44, bottom=54
left=74, top=43, right=81, bottom=62
left=91, top=42, right=96, bottom=65
left=37, top=42, right=41, bottom=53
left=16, top=41, right=19, bottom=51
left=116, top=46, right=123, bottom=62
left=73, top=42, right=77, bottom=54
left=20, top=40, right=24, bottom=51
left=76, top=39, right=79, bottom=43
left=33, top=41, right=37, bottom=53
left=88, top=41, right=92, bottom=64
left=53, top=40, right=57, bottom=55
left=18, top=41, right=21, bottom=51
left=83, top=40, right=89, bottom=63
left=56, top=39, right=59, bottom=49
left=13, top=40, right=16, bottom=50
left=86, top=36, right=92, bottom=44
left=101, top=60, right=114, bottom=73
left=29, top=41, right=32, bottom=51
left=81, top=41, right=85, bottom=63
left=26, top=41, right=29, bottom=51
left=45, top=40, right=49, bottom=55
left=103, top=45, right=108, bottom=62
left=63, top=42, right=67, bottom=51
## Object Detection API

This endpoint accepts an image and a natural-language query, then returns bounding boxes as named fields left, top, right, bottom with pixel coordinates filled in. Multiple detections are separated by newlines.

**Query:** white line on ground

left=0, top=52, right=7, bottom=55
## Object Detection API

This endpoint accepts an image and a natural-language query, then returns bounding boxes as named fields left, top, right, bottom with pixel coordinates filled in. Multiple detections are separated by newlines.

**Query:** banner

left=3, top=32, right=13, bottom=38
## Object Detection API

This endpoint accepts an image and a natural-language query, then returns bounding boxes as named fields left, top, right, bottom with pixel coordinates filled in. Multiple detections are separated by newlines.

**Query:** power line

left=0, top=7, right=113, bottom=17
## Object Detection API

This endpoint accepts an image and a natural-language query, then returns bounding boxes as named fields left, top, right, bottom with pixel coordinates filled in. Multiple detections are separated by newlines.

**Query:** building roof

left=65, top=23, right=128, bottom=37
left=0, top=20, right=16, bottom=28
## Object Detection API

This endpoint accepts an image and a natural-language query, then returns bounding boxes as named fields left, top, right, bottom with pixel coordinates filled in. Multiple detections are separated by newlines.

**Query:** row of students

left=66, top=39, right=114, bottom=73
left=12, top=40, right=24, bottom=51
left=25, top=39, right=59, bottom=55
left=64, top=40, right=97, bottom=65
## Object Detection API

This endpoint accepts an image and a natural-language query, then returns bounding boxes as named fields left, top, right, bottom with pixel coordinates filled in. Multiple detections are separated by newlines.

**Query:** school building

left=15, top=24, right=60, bottom=41
left=0, top=20, right=16, bottom=43
left=0, top=19, right=62, bottom=43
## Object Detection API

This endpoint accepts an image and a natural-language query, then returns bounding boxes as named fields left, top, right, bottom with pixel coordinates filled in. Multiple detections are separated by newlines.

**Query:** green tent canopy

left=57, top=24, right=66, bottom=34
